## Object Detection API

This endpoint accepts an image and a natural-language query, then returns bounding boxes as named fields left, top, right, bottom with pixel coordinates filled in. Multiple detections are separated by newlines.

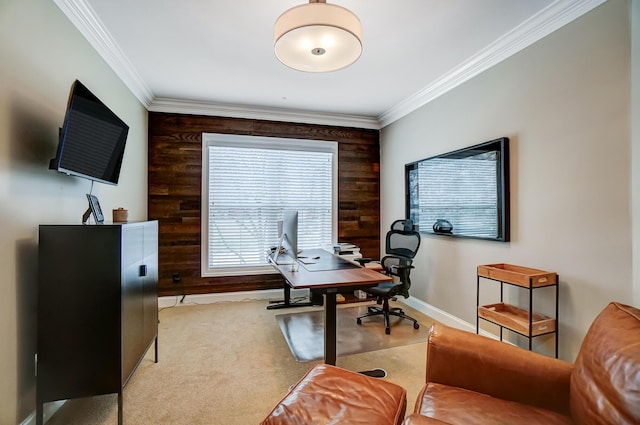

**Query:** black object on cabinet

left=36, top=221, right=159, bottom=425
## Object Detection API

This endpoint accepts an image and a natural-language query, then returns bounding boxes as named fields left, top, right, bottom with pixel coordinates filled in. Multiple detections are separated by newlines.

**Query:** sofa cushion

left=570, top=302, right=640, bottom=425
left=415, top=382, right=573, bottom=425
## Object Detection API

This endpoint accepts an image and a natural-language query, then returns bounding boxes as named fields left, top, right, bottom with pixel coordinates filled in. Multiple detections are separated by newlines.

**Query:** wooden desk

left=269, top=249, right=392, bottom=365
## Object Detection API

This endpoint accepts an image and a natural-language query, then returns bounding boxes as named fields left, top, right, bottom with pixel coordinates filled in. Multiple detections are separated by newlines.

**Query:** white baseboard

left=400, top=296, right=475, bottom=331
left=400, top=296, right=506, bottom=340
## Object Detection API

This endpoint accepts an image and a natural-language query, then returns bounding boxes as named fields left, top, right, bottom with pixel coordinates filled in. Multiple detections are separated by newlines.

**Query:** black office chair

left=356, top=219, right=421, bottom=335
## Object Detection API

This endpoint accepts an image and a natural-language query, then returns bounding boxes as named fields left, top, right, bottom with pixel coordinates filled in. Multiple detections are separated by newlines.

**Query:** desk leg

left=324, top=292, right=337, bottom=365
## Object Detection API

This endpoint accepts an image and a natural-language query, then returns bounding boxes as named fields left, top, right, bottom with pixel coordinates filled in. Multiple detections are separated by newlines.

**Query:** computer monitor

left=282, top=210, right=298, bottom=259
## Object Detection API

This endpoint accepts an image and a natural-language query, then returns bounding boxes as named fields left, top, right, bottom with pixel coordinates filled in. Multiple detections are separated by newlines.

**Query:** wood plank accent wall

left=148, top=112, right=381, bottom=297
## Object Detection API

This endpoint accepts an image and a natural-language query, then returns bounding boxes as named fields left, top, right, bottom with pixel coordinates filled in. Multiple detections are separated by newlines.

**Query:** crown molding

left=53, top=0, right=154, bottom=107
left=377, top=0, right=606, bottom=127
left=148, top=98, right=381, bottom=129
left=55, top=0, right=604, bottom=129
left=53, top=0, right=379, bottom=128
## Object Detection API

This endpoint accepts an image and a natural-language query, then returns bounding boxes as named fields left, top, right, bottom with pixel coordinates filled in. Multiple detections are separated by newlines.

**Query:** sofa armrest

left=426, top=324, right=573, bottom=415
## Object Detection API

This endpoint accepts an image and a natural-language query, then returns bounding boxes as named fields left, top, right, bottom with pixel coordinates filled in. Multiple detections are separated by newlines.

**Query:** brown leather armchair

left=404, top=302, right=640, bottom=425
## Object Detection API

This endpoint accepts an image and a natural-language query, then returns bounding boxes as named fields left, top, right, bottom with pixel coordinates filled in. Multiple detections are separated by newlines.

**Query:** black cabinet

left=36, top=221, right=158, bottom=425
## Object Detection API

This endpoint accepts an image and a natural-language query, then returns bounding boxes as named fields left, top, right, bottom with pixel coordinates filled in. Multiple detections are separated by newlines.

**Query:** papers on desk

left=333, top=243, right=362, bottom=265
left=333, top=242, right=360, bottom=255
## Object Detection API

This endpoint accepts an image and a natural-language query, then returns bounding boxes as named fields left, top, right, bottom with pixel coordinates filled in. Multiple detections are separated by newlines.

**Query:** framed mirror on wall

left=405, top=137, right=510, bottom=242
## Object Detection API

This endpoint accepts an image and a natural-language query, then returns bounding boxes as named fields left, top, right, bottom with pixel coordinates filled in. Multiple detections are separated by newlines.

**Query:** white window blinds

left=202, top=134, right=336, bottom=276
left=418, top=157, right=498, bottom=237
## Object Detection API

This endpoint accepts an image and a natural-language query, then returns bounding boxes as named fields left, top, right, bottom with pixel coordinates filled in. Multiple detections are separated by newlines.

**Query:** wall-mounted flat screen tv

left=49, top=80, right=129, bottom=186
left=405, top=137, right=510, bottom=242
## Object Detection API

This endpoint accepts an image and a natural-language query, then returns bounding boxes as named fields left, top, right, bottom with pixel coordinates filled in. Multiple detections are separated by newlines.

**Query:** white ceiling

left=55, top=0, right=604, bottom=129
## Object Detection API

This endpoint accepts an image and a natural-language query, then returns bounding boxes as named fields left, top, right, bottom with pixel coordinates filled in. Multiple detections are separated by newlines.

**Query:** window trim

left=201, top=133, right=338, bottom=277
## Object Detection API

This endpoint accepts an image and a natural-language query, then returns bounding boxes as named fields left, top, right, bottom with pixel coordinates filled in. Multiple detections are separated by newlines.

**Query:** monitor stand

left=266, top=285, right=323, bottom=310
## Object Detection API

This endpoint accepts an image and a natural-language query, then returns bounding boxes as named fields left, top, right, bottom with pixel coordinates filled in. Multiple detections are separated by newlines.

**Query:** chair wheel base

left=357, top=298, right=421, bottom=335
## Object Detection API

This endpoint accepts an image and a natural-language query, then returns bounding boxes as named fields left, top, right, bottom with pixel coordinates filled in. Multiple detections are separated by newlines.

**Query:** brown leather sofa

left=404, top=302, right=640, bottom=425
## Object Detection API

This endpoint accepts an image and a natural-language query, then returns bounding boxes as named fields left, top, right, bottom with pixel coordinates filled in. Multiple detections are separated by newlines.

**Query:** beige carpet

left=277, top=304, right=430, bottom=361
left=44, top=299, right=436, bottom=425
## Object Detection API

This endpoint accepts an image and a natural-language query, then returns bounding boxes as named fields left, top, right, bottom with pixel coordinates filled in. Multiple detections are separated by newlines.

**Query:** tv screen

left=405, top=137, right=510, bottom=242
left=49, top=80, right=129, bottom=185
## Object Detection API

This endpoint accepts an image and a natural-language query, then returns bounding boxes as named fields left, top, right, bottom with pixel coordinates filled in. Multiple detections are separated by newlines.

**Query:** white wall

left=381, top=0, right=632, bottom=361
left=0, top=0, right=148, bottom=423
left=632, top=0, right=640, bottom=307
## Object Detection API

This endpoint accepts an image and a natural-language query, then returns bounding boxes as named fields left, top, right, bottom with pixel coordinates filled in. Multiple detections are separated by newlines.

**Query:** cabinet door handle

left=139, top=265, right=148, bottom=277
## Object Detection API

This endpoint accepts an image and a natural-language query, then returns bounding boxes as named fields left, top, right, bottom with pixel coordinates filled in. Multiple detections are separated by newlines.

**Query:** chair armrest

left=426, top=324, right=573, bottom=415
left=403, top=414, right=450, bottom=425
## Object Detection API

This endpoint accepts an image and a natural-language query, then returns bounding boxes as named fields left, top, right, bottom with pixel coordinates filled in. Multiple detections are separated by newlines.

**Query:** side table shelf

left=476, top=264, right=559, bottom=358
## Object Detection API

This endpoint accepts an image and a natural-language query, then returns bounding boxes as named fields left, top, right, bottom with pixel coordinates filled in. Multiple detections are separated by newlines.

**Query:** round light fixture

left=274, top=1, right=362, bottom=73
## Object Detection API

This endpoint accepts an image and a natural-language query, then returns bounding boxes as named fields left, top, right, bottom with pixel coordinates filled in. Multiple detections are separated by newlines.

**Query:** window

left=201, top=133, right=337, bottom=276
left=405, top=138, right=510, bottom=241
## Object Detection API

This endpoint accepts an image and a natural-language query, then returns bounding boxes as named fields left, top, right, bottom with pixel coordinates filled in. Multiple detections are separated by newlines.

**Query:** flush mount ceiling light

left=274, top=0, right=362, bottom=73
